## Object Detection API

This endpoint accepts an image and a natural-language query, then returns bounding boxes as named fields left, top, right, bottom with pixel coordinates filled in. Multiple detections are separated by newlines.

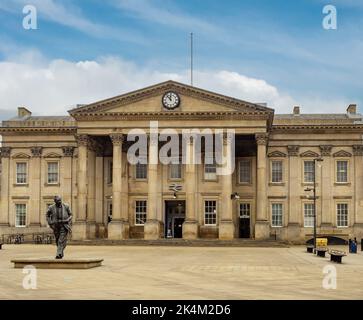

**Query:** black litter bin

left=361, top=239, right=363, bottom=251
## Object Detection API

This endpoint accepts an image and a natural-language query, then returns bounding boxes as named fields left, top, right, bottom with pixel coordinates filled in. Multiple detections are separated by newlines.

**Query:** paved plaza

left=0, top=244, right=362, bottom=299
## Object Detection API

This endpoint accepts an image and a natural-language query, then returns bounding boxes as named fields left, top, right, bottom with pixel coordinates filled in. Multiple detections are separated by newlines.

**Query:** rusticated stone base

left=72, top=221, right=87, bottom=240
left=182, top=220, right=199, bottom=239
left=219, top=220, right=235, bottom=240
left=144, top=220, right=162, bottom=240
left=255, top=220, right=270, bottom=240
left=108, top=220, right=129, bottom=240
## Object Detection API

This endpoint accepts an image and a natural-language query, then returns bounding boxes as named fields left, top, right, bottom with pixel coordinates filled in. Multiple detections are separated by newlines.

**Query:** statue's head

left=54, top=195, right=62, bottom=207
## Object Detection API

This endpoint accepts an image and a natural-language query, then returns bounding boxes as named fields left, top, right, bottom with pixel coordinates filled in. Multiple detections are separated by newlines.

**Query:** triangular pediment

left=68, top=80, right=274, bottom=118
left=300, top=150, right=320, bottom=158
left=268, top=151, right=287, bottom=158
left=12, top=152, right=30, bottom=159
left=333, top=150, right=352, bottom=157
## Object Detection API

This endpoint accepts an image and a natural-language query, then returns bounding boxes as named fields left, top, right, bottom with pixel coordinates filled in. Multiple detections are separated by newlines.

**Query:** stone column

left=61, top=146, right=74, bottom=209
left=108, top=133, right=129, bottom=239
left=255, top=133, right=269, bottom=239
left=144, top=135, right=162, bottom=239
left=320, top=145, right=333, bottom=230
left=30, top=147, right=42, bottom=227
left=87, top=140, right=96, bottom=238
left=287, top=145, right=301, bottom=241
left=73, top=134, right=88, bottom=240
left=353, top=145, right=363, bottom=238
left=0, top=147, right=11, bottom=229
left=183, top=137, right=199, bottom=239
left=219, top=134, right=235, bottom=240
left=95, top=147, right=105, bottom=238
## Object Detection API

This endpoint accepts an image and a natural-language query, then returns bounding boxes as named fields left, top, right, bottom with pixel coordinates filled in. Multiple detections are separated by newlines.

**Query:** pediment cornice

left=68, top=80, right=274, bottom=118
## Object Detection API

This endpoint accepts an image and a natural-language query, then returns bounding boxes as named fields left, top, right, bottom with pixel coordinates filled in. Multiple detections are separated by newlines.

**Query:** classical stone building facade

left=1, top=81, right=363, bottom=243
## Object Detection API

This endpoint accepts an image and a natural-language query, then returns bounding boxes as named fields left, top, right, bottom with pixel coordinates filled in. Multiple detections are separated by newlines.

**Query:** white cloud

left=0, top=0, right=147, bottom=44
left=0, top=54, right=350, bottom=120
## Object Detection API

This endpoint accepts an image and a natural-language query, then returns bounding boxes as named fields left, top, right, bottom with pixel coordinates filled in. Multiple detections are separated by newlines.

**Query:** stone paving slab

left=0, top=244, right=362, bottom=299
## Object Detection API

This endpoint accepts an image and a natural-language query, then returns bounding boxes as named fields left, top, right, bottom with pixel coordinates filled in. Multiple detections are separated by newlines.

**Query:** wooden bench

left=329, top=250, right=347, bottom=263
left=306, top=245, right=314, bottom=253
left=316, top=247, right=328, bottom=257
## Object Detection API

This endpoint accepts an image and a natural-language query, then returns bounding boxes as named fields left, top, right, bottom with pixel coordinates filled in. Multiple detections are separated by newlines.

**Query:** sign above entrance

left=169, top=183, right=182, bottom=192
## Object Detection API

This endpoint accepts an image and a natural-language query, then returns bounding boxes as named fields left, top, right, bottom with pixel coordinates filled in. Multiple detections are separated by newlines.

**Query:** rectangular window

left=271, top=203, right=283, bottom=227
left=135, top=163, right=147, bottom=179
left=271, top=161, right=283, bottom=183
left=170, top=163, right=182, bottom=179
left=204, top=161, right=217, bottom=180
left=204, top=200, right=217, bottom=225
left=16, top=162, right=27, bottom=184
left=337, top=203, right=348, bottom=227
left=47, top=162, right=59, bottom=184
left=108, top=161, right=113, bottom=184
left=135, top=200, right=147, bottom=225
left=239, top=203, right=251, bottom=218
left=304, top=203, right=314, bottom=227
left=239, top=159, right=251, bottom=183
left=336, top=161, right=348, bottom=183
left=15, top=204, right=26, bottom=227
left=304, top=161, right=315, bottom=183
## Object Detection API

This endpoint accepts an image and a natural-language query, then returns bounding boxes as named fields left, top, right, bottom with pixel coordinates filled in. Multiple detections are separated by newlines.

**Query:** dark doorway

left=239, top=203, right=251, bottom=238
left=165, top=201, right=185, bottom=238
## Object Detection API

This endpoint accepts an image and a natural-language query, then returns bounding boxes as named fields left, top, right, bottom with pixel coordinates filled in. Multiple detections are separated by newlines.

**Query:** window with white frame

left=135, top=163, right=147, bottom=179
left=170, top=162, right=182, bottom=179
left=204, top=200, right=217, bottom=225
left=108, top=161, right=113, bottom=184
left=16, top=162, right=27, bottom=184
left=271, top=160, right=283, bottom=183
left=239, top=203, right=251, bottom=218
left=47, top=161, right=59, bottom=184
left=239, top=159, right=251, bottom=183
left=304, top=161, right=315, bottom=183
left=204, top=160, right=217, bottom=180
left=337, top=203, right=348, bottom=227
left=135, top=200, right=147, bottom=225
left=304, top=203, right=314, bottom=227
left=15, top=203, right=26, bottom=227
left=271, top=203, right=283, bottom=227
left=336, top=160, right=348, bottom=183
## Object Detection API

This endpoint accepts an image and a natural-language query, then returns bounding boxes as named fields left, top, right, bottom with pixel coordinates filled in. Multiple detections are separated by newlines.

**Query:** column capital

left=255, top=133, right=268, bottom=145
left=30, top=146, right=43, bottom=158
left=76, top=134, right=89, bottom=147
left=353, top=145, right=363, bottom=156
left=110, top=133, right=124, bottom=146
left=287, top=145, right=300, bottom=156
left=62, top=146, right=75, bottom=157
left=0, top=147, right=11, bottom=158
left=320, top=145, right=333, bottom=156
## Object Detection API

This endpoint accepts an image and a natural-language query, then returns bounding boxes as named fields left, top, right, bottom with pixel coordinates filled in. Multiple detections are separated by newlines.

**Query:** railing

left=1, top=232, right=55, bottom=244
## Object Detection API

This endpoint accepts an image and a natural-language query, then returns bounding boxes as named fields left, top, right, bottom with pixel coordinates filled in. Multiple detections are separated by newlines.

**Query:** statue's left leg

left=58, top=226, right=68, bottom=257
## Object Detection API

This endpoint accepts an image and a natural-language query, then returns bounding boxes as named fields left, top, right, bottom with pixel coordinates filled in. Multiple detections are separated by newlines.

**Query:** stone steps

left=69, top=239, right=289, bottom=247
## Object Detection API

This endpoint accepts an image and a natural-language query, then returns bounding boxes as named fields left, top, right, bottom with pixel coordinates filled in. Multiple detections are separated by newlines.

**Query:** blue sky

left=0, top=0, right=362, bottom=118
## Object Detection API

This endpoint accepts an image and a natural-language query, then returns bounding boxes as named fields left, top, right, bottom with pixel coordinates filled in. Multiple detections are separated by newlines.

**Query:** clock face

left=162, top=92, right=180, bottom=110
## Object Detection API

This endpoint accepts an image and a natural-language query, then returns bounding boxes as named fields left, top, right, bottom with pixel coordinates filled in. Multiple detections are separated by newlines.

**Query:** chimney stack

left=347, top=104, right=357, bottom=115
left=293, top=106, right=300, bottom=115
left=17, top=107, right=32, bottom=118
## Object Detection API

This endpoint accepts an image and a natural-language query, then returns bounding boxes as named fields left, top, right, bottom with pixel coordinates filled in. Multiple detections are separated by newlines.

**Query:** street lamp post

left=305, top=158, right=323, bottom=252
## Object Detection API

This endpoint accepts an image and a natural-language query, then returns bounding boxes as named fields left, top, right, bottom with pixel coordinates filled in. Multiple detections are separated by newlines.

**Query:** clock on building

left=162, top=91, right=180, bottom=110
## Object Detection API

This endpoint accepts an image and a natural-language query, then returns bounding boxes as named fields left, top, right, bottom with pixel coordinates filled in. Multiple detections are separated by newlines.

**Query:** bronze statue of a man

left=46, top=196, right=72, bottom=259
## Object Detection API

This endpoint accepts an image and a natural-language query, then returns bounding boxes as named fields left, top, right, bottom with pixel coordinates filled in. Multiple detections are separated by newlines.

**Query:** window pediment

left=333, top=150, right=352, bottom=157
left=300, top=150, right=320, bottom=158
left=268, top=151, right=287, bottom=158
left=12, top=152, right=30, bottom=159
